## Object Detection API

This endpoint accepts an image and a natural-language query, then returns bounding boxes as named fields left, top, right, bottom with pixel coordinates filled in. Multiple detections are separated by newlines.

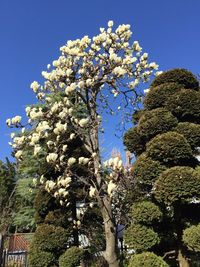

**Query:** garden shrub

left=154, top=166, right=200, bottom=205
left=174, top=122, right=200, bottom=152
left=144, top=82, right=182, bottom=110
left=29, top=249, right=56, bottom=267
left=32, top=223, right=70, bottom=253
left=128, top=252, right=169, bottom=267
left=183, top=224, right=200, bottom=252
left=123, top=127, right=145, bottom=156
left=137, top=108, right=178, bottom=141
left=146, top=131, right=193, bottom=166
left=130, top=201, right=162, bottom=225
left=166, top=89, right=200, bottom=123
left=59, top=246, right=85, bottom=267
left=151, top=68, right=199, bottom=90
left=131, top=153, right=166, bottom=187
left=124, top=224, right=160, bottom=252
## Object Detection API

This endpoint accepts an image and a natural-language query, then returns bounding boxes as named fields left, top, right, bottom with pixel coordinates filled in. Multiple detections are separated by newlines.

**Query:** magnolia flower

left=144, top=88, right=150, bottom=94
left=46, top=153, right=58, bottom=163
left=70, top=133, right=75, bottom=140
left=107, top=181, right=117, bottom=196
left=78, top=157, right=90, bottom=165
left=62, top=145, right=68, bottom=152
left=34, top=145, right=41, bottom=156
left=6, top=119, right=11, bottom=126
left=68, top=157, right=76, bottom=166
left=89, top=186, right=96, bottom=198
left=15, top=150, right=23, bottom=159
left=47, top=140, right=54, bottom=148
left=11, top=116, right=22, bottom=124
left=79, top=118, right=89, bottom=127
left=30, top=81, right=40, bottom=93
left=108, top=20, right=114, bottom=27
left=45, top=180, right=56, bottom=191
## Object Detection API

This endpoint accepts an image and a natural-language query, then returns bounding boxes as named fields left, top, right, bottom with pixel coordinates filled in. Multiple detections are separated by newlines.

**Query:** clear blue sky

left=1, top=0, right=200, bottom=161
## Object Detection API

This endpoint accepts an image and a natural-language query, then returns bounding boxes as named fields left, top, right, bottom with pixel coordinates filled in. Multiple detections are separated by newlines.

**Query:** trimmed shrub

left=144, top=82, right=182, bottom=110
left=29, top=249, right=56, bottom=267
left=59, top=246, right=85, bottom=267
left=130, top=201, right=162, bottom=225
left=146, top=132, right=193, bottom=166
left=128, top=252, right=169, bottom=267
left=166, top=89, right=200, bottom=123
left=183, top=224, right=200, bottom=252
left=137, top=108, right=178, bottom=141
left=124, top=224, right=160, bottom=252
left=33, top=223, right=70, bottom=253
left=151, top=68, right=199, bottom=90
left=174, top=122, right=200, bottom=152
left=123, top=127, right=145, bottom=156
left=154, top=166, right=200, bottom=205
left=44, top=209, right=71, bottom=228
left=132, top=153, right=166, bottom=187
left=132, top=109, right=145, bottom=125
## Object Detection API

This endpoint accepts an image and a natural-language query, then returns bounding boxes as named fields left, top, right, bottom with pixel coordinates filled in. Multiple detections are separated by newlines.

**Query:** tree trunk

left=178, top=249, right=190, bottom=267
left=101, top=197, right=119, bottom=267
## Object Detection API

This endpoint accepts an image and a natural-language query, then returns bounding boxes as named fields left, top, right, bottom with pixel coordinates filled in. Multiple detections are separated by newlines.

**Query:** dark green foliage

left=146, top=131, right=194, bottom=166
left=59, top=246, right=85, bottom=267
left=29, top=249, right=56, bottom=267
left=124, top=224, right=160, bottom=252
left=137, top=108, right=178, bottom=141
left=151, top=69, right=199, bottom=90
left=144, top=83, right=183, bottom=110
left=183, top=224, right=200, bottom=252
left=130, top=201, right=162, bottom=225
left=154, top=166, right=200, bottom=205
left=123, top=127, right=145, bottom=156
left=132, top=109, right=145, bottom=125
left=128, top=252, right=169, bottom=267
left=32, top=224, right=70, bottom=253
left=44, top=209, right=71, bottom=228
left=166, top=89, right=200, bottom=123
left=174, top=122, right=200, bottom=152
left=131, top=153, right=166, bottom=187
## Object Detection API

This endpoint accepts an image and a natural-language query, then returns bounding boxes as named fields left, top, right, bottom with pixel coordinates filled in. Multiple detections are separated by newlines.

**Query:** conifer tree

left=124, top=69, right=200, bottom=267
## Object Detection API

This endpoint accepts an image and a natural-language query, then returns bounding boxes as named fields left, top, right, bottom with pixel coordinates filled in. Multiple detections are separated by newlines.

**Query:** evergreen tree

left=124, top=69, right=200, bottom=267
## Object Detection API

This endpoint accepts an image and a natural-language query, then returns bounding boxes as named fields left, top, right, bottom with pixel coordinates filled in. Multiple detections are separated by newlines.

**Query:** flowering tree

left=7, top=21, right=159, bottom=267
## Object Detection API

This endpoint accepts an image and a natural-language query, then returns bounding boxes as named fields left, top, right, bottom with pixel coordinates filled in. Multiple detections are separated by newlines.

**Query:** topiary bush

left=174, top=122, right=200, bottom=152
left=154, top=166, right=200, bottom=205
left=44, top=209, right=71, bottom=228
left=137, top=108, right=178, bottom=141
left=166, top=89, right=200, bottom=123
left=183, top=224, right=200, bottom=252
left=59, top=246, right=85, bottom=267
left=144, top=83, right=183, bottom=110
left=123, top=127, right=145, bottom=156
left=32, top=223, right=70, bottom=253
left=130, top=201, right=162, bottom=225
left=132, top=109, right=145, bottom=125
left=124, top=224, right=160, bottom=252
left=128, top=252, right=169, bottom=267
left=29, top=249, right=56, bottom=267
left=131, top=153, right=166, bottom=187
left=150, top=68, right=199, bottom=90
left=146, top=131, right=194, bottom=166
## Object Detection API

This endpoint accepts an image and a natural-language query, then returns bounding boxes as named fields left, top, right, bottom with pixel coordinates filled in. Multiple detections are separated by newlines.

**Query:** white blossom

left=68, top=157, right=76, bottom=166
left=46, top=153, right=58, bottom=163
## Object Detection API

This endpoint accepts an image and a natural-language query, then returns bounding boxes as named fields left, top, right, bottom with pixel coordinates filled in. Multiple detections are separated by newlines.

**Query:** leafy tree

left=7, top=21, right=158, bottom=267
left=124, top=68, right=200, bottom=267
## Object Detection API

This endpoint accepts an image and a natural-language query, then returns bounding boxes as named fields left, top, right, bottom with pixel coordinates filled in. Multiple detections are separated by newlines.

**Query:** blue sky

left=1, top=0, right=200, bottom=161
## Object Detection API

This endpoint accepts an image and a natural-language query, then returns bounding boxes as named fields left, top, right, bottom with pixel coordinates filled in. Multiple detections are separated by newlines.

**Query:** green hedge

left=29, top=249, right=57, bottom=267
left=183, top=224, right=200, bottom=252
left=59, top=247, right=85, bottom=267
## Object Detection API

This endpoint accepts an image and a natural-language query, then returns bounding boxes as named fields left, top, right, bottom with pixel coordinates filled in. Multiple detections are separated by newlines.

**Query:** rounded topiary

left=32, top=223, right=70, bottom=253
left=166, top=89, right=200, bottom=123
left=146, top=131, right=194, bottom=166
left=130, top=201, right=162, bottom=225
left=59, top=246, right=85, bottom=267
left=154, top=166, right=200, bottom=205
left=128, top=252, right=169, bottom=267
left=137, top=108, right=178, bottom=141
left=124, top=224, right=160, bottom=252
left=174, top=122, right=200, bottom=152
left=44, top=209, right=71, bottom=228
left=132, top=153, right=166, bottom=187
left=151, top=68, right=199, bottom=90
left=144, top=82, right=183, bottom=110
left=29, top=249, right=56, bottom=267
left=123, top=127, right=145, bottom=156
left=183, top=224, right=200, bottom=252
left=132, top=109, right=145, bottom=125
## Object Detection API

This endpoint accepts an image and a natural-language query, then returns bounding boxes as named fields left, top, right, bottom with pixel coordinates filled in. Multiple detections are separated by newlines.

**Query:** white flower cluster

left=104, top=156, right=123, bottom=171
